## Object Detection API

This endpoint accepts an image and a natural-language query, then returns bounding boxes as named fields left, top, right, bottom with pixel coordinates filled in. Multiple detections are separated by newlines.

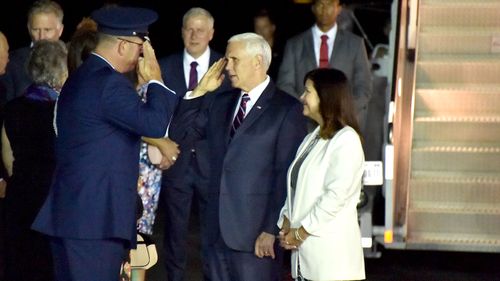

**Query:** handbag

left=147, top=144, right=162, bottom=165
left=130, top=233, right=158, bottom=270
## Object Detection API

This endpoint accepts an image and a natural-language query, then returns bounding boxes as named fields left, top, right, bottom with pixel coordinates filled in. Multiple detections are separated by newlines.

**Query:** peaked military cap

left=91, top=6, right=158, bottom=39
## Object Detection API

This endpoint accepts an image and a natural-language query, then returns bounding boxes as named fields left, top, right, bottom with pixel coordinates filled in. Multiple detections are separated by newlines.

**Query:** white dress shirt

left=183, top=48, right=211, bottom=89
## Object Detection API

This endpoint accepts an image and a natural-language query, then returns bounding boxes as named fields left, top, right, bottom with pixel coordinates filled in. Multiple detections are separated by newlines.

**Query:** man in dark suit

left=183, top=32, right=307, bottom=281
left=31, top=6, right=178, bottom=281
left=277, top=0, right=372, bottom=133
left=0, top=0, right=64, bottom=102
left=158, top=7, right=231, bottom=281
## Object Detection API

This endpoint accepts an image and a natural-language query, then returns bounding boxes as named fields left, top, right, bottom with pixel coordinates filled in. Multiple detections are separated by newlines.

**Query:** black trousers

left=163, top=163, right=210, bottom=281
left=206, top=235, right=283, bottom=281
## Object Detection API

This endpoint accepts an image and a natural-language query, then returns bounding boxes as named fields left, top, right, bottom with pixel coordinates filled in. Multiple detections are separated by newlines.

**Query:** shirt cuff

left=148, top=80, right=176, bottom=95
left=183, top=90, right=196, bottom=100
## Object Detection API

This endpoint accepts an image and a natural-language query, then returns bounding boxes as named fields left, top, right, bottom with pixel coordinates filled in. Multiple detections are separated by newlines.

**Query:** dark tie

left=319, top=34, right=329, bottom=68
left=188, top=61, right=198, bottom=90
left=230, top=93, right=250, bottom=138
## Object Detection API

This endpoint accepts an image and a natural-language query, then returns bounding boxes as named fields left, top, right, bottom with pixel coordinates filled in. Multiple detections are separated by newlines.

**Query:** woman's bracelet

left=294, top=228, right=305, bottom=242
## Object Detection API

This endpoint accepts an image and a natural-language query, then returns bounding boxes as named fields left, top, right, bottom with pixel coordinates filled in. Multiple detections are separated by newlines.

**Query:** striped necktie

left=230, top=93, right=250, bottom=138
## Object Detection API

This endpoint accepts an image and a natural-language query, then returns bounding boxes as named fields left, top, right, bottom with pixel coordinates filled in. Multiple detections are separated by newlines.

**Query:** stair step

left=413, top=118, right=500, bottom=142
left=415, top=116, right=500, bottom=122
left=407, top=212, right=500, bottom=237
left=415, top=90, right=500, bottom=117
left=409, top=197, right=500, bottom=212
left=410, top=202, right=500, bottom=215
left=422, top=0, right=500, bottom=4
left=420, top=26, right=500, bottom=34
left=416, top=57, right=500, bottom=84
left=410, top=181, right=500, bottom=209
left=416, top=83, right=500, bottom=91
left=406, top=232, right=500, bottom=249
left=420, top=2, right=500, bottom=27
left=411, top=171, right=500, bottom=204
left=418, top=29, right=500, bottom=54
left=412, top=145, right=500, bottom=153
left=411, top=146, right=500, bottom=173
left=417, top=54, right=500, bottom=61
left=412, top=170, right=500, bottom=180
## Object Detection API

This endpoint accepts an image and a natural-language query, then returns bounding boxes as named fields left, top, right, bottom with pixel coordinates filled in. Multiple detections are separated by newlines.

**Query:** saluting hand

left=137, top=41, right=163, bottom=83
left=191, top=58, right=226, bottom=98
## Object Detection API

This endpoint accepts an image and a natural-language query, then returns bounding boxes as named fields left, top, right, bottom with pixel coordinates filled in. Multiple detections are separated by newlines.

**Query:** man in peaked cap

left=32, top=6, right=179, bottom=281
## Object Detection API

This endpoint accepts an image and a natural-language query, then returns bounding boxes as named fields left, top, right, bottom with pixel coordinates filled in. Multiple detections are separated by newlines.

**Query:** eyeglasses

left=117, top=37, right=144, bottom=47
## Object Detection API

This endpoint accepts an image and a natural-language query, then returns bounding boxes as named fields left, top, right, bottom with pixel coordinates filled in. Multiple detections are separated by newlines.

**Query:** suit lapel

left=208, top=50, right=219, bottom=65
left=331, top=30, right=345, bottom=68
left=221, top=91, right=240, bottom=145
left=304, top=30, right=318, bottom=70
left=173, top=55, right=188, bottom=97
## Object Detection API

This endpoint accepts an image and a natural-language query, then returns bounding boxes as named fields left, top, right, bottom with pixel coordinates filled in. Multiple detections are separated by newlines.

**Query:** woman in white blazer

left=277, top=68, right=365, bottom=281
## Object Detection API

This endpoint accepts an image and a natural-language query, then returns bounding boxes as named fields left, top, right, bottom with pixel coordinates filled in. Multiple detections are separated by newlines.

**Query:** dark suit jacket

left=0, top=46, right=32, bottom=102
left=32, top=54, right=177, bottom=246
left=277, top=28, right=372, bottom=130
left=159, top=49, right=231, bottom=182
left=181, top=80, right=307, bottom=251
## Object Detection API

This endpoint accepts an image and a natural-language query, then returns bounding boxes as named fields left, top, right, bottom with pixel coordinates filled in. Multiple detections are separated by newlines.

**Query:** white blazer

left=277, top=126, right=365, bottom=281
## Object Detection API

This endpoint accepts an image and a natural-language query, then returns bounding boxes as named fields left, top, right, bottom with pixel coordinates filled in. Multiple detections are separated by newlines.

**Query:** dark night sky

left=1, top=0, right=391, bottom=59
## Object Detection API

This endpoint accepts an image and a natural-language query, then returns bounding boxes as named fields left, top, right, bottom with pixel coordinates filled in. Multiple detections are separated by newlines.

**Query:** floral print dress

left=136, top=142, right=163, bottom=235
left=136, top=83, right=163, bottom=235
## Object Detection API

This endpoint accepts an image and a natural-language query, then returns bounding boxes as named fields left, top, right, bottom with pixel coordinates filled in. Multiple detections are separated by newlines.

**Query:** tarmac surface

left=148, top=204, right=500, bottom=281
left=1, top=200, right=497, bottom=281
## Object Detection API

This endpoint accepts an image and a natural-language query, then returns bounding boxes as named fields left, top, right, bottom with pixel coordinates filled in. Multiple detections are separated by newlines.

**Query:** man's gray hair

left=228, top=32, right=272, bottom=71
left=28, top=39, right=68, bottom=89
left=183, top=7, right=214, bottom=29
left=28, top=0, right=64, bottom=24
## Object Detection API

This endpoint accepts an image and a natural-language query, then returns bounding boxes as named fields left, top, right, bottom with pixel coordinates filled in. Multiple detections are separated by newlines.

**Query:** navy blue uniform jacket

left=32, top=54, right=177, bottom=245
